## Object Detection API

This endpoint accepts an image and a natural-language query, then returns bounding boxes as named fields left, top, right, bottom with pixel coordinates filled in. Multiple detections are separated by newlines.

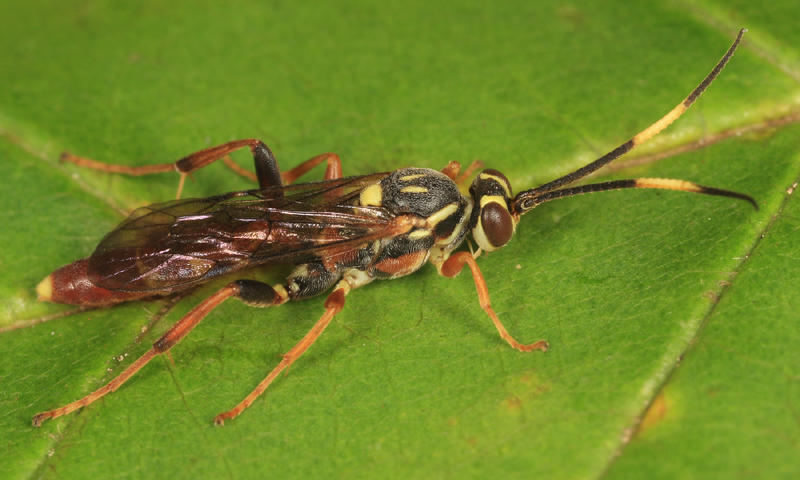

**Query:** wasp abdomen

left=37, top=259, right=150, bottom=306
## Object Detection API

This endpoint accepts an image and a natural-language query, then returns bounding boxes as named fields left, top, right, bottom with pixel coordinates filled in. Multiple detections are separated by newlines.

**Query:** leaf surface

left=1, top=1, right=798, bottom=478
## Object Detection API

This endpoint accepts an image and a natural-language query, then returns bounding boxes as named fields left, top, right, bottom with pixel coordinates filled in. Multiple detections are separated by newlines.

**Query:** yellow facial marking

left=400, top=186, right=429, bottom=193
left=632, top=103, right=687, bottom=145
left=359, top=184, right=383, bottom=206
left=399, top=173, right=426, bottom=181
left=472, top=224, right=496, bottom=252
left=479, top=172, right=511, bottom=197
left=36, top=275, right=54, bottom=302
left=479, top=194, right=507, bottom=209
left=473, top=196, right=516, bottom=252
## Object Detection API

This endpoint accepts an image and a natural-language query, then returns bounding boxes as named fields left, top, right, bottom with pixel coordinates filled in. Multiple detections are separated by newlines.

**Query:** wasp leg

left=63, top=142, right=344, bottom=198
left=214, top=265, right=376, bottom=425
left=31, top=279, right=289, bottom=427
left=224, top=151, right=342, bottom=186
left=439, top=252, right=548, bottom=352
left=281, top=152, right=343, bottom=183
left=31, top=260, right=346, bottom=427
left=455, top=160, right=484, bottom=186
left=32, top=285, right=242, bottom=426
left=62, top=139, right=281, bottom=198
left=441, top=160, right=484, bottom=188
left=214, top=281, right=351, bottom=425
left=440, top=161, right=462, bottom=180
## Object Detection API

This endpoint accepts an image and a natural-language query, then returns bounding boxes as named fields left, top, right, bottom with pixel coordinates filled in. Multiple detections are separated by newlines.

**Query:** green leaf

left=1, top=1, right=798, bottom=478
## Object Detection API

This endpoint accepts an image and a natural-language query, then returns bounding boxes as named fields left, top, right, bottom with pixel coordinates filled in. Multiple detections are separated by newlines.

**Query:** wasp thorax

left=470, top=169, right=517, bottom=252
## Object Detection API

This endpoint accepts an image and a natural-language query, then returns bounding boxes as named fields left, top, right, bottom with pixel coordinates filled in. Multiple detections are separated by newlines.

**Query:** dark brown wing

left=87, top=173, right=393, bottom=292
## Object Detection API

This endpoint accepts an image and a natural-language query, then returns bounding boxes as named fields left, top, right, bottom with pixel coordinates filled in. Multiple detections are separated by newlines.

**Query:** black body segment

left=250, top=141, right=283, bottom=189
left=379, top=168, right=467, bottom=217
left=285, top=262, right=341, bottom=300
left=235, top=279, right=283, bottom=306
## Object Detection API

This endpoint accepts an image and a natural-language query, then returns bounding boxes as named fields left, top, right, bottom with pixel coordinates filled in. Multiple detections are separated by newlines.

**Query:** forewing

left=87, top=174, right=392, bottom=292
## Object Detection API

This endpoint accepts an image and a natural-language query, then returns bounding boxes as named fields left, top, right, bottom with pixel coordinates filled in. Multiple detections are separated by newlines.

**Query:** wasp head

left=469, top=169, right=518, bottom=252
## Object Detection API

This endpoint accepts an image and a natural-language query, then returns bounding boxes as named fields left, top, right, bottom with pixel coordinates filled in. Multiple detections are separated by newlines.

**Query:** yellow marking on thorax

left=401, top=186, right=429, bottom=193
left=426, top=202, right=459, bottom=229
left=632, top=103, right=687, bottom=145
left=479, top=172, right=511, bottom=197
left=408, top=229, right=432, bottom=240
left=360, top=183, right=383, bottom=206
left=399, top=173, right=426, bottom=181
left=438, top=197, right=473, bottom=246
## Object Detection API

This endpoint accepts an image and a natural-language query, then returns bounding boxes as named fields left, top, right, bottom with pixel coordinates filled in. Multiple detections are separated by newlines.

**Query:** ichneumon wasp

left=33, top=30, right=755, bottom=427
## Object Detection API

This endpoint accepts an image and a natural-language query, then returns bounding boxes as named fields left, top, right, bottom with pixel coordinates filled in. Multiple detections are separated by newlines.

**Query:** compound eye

left=478, top=201, right=514, bottom=250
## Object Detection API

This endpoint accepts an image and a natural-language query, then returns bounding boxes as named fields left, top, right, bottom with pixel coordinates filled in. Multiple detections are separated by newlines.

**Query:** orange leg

left=455, top=159, right=484, bottom=186
left=440, top=161, right=462, bottom=180
left=222, top=152, right=343, bottom=184
left=32, top=282, right=276, bottom=427
left=281, top=152, right=343, bottom=183
left=62, top=139, right=277, bottom=199
left=32, top=279, right=350, bottom=427
left=214, top=285, right=349, bottom=425
left=221, top=155, right=260, bottom=183
left=440, top=160, right=485, bottom=189
left=440, top=252, right=548, bottom=352
left=62, top=139, right=266, bottom=176
left=62, top=142, right=343, bottom=198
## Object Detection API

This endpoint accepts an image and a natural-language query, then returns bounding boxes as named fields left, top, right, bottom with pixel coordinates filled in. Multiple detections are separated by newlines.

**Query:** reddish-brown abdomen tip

left=40, top=258, right=148, bottom=307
